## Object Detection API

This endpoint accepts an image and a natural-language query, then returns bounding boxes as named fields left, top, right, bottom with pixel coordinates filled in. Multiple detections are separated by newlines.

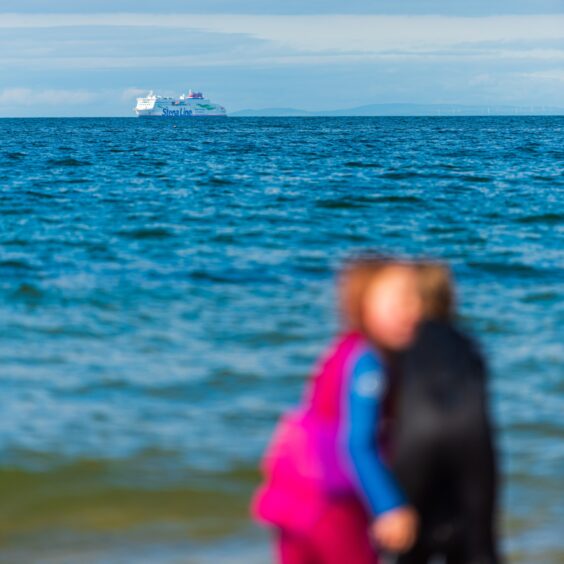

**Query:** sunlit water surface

left=0, top=117, right=562, bottom=563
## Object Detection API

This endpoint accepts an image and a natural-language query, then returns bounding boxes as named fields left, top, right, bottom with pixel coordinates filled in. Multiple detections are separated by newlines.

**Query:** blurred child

left=386, top=262, right=500, bottom=563
left=415, top=261, right=455, bottom=322
left=252, top=257, right=421, bottom=564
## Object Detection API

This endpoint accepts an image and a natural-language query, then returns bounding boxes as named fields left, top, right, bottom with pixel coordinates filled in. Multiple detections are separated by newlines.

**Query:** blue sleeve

left=345, top=350, right=406, bottom=516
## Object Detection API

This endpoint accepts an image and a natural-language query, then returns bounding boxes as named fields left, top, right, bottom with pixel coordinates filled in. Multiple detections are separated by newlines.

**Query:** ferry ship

left=135, top=90, right=227, bottom=117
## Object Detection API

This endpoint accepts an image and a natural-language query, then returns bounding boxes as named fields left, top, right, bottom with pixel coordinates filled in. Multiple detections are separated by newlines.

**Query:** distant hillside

left=231, top=104, right=564, bottom=117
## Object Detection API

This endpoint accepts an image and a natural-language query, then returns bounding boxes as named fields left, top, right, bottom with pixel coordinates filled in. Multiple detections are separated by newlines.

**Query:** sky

left=1, top=1, right=563, bottom=116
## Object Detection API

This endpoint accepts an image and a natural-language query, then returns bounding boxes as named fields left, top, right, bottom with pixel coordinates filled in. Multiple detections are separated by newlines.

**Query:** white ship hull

left=135, top=90, right=227, bottom=117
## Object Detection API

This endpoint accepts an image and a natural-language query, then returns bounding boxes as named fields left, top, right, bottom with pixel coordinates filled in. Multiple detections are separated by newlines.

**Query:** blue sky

left=1, top=1, right=563, bottom=116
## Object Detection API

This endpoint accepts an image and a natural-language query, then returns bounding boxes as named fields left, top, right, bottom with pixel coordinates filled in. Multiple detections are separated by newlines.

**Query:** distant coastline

left=1, top=104, right=563, bottom=119
left=231, top=103, right=564, bottom=117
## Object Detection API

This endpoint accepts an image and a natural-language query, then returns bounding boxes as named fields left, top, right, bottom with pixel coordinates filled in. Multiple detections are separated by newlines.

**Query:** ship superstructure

left=135, top=90, right=227, bottom=117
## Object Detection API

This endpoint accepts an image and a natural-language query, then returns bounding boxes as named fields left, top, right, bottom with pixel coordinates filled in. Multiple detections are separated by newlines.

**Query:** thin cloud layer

left=4, top=0, right=564, bottom=15
left=0, top=88, right=97, bottom=105
left=2, top=14, right=563, bottom=66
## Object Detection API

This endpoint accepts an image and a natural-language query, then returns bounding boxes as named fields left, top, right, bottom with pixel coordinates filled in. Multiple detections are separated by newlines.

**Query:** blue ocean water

left=0, top=117, right=563, bottom=563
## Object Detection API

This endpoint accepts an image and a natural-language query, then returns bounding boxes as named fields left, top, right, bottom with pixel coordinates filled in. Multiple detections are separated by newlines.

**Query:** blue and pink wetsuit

left=254, top=332, right=406, bottom=563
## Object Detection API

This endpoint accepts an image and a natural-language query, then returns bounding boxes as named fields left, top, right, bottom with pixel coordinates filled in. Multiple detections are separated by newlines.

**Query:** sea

left=0, top=117, right=562, bottom=563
